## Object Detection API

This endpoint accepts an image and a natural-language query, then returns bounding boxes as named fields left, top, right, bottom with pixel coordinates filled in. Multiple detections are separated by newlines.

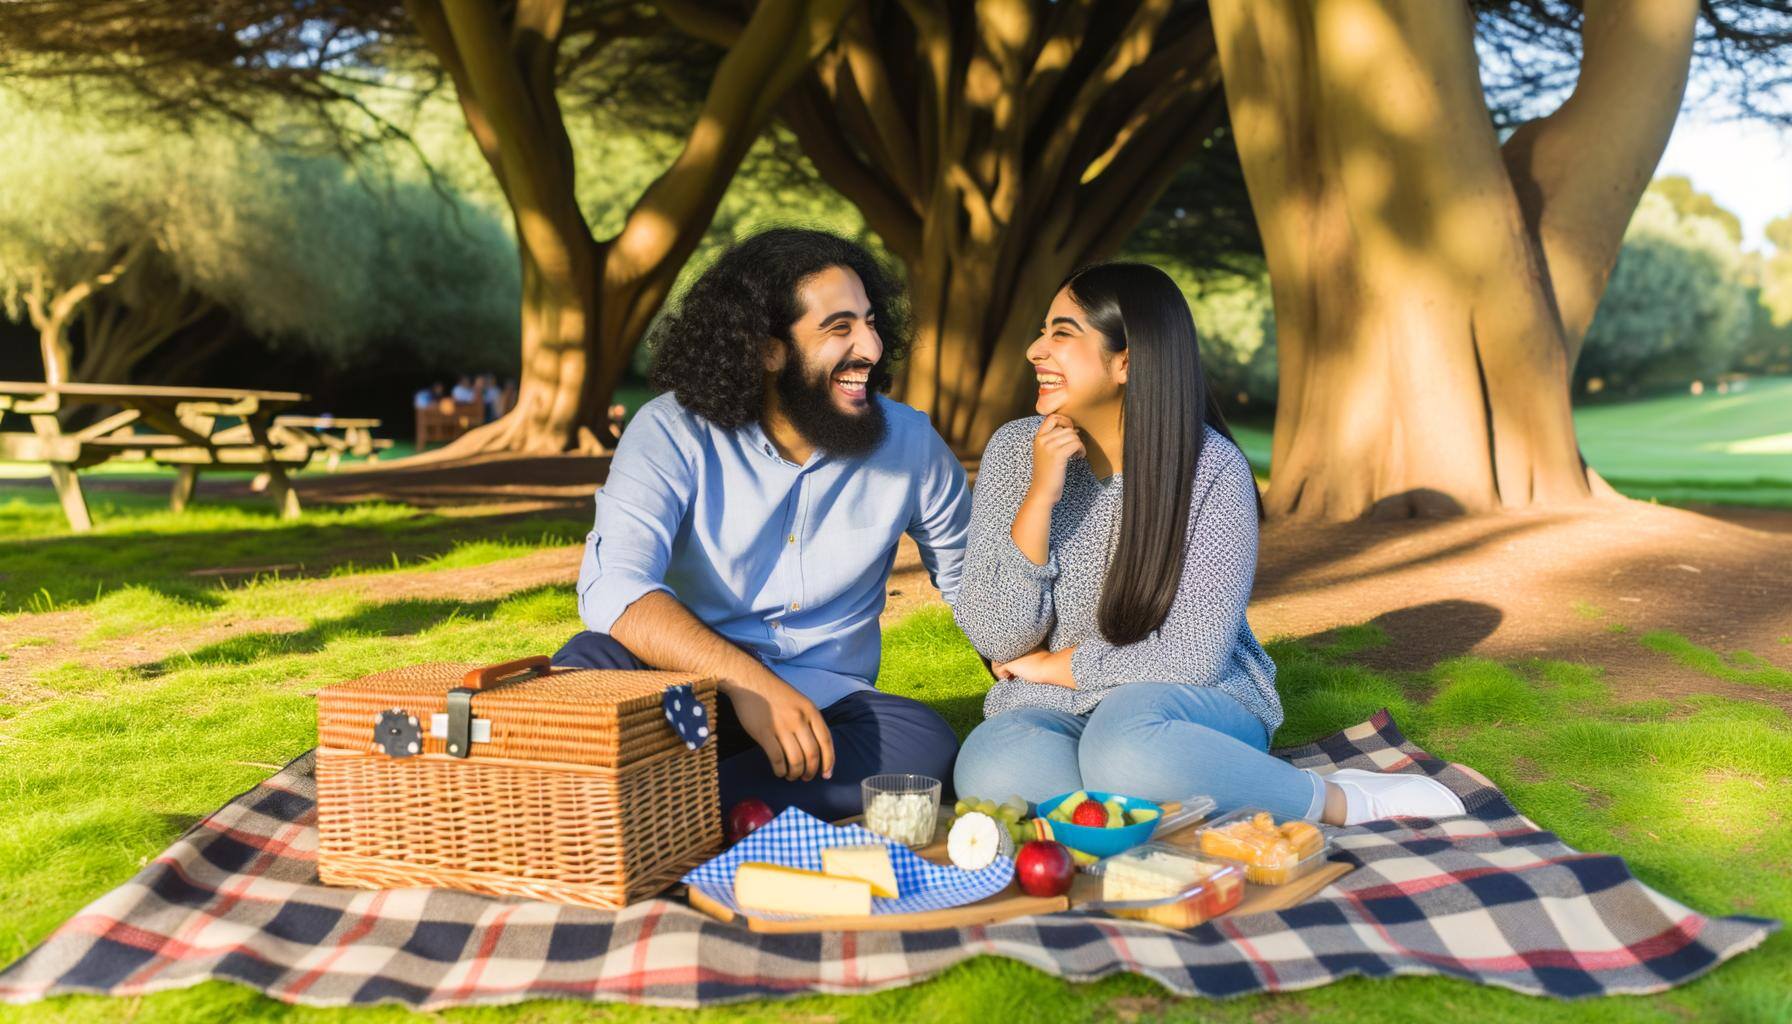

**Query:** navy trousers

left=552, top=631, right=959, bottom=821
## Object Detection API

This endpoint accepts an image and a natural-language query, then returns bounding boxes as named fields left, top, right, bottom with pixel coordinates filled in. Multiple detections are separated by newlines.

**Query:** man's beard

left=775, top=355, right=888, bottom=458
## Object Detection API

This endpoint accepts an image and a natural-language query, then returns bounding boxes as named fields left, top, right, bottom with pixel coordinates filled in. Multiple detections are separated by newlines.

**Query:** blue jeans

left=553, top=631, right=959, bottom=822
left=953, top=683, right=1325, bottom=819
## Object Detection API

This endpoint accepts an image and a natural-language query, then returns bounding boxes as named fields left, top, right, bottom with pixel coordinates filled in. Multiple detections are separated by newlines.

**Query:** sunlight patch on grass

left=80, top=586, right=222, bottom=641
left=1426, top=658, right=1546, bottom=726
left=1721, top=431, right=1792, bottom=455
left=1640, top=631, right=1792, bottom=691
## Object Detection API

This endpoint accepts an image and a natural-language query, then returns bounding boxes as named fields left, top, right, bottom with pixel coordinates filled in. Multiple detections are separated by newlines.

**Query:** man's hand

left=991, top=646, right=1077, bottom=689
left=611, top=591, right=836, bottom=782
left=723, top=673, right=837, bottom=781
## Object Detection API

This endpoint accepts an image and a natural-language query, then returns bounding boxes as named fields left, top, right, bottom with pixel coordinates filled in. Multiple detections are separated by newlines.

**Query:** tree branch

left=780, top=79, right=924, bottom=259
left=607, top=0, right=856, bottom=346
left=1500, top=0, right=1701, bottom=365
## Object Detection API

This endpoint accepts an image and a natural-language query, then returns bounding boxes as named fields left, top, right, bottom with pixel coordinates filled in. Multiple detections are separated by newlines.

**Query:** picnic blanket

left=0, top=711, right=1775, bottom=1010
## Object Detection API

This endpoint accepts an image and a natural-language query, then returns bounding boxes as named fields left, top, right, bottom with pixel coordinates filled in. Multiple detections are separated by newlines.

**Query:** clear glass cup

left=860, top=773, right=942, bottom=847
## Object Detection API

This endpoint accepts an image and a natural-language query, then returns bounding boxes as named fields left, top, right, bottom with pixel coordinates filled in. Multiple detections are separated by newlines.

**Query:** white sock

left=1326, top=768, right=1466, bottom=826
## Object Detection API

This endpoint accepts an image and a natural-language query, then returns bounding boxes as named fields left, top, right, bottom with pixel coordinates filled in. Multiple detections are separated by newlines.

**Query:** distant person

left=451, top=376, right=478, bottom=404
left=498, top=377, right=518, bottom=418
left=413, top=381, right=446, bottom=410
left=481, top=375, right=504, bottom=422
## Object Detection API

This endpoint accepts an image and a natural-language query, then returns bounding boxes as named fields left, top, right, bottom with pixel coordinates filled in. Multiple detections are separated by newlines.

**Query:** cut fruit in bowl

left=1033, top=790, right=1162, bottom=858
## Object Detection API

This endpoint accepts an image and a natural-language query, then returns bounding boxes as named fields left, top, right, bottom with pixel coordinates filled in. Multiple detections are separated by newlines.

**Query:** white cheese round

left=946, top=811, right=1013, bottom=871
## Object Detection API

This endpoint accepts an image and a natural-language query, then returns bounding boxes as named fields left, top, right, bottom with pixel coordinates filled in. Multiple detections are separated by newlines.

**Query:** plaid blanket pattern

left=683, top=807, right=1014, bottom=916
left=0, top=711, right=1775, bottom=1010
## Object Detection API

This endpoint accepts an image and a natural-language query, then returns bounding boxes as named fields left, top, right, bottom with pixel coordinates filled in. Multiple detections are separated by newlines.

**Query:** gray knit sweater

left=954, top=416, right=1282, bottom=735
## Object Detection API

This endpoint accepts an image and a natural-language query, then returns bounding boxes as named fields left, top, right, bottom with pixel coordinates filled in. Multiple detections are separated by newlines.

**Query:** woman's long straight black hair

left=1063, top=262, right=1262, bottom=648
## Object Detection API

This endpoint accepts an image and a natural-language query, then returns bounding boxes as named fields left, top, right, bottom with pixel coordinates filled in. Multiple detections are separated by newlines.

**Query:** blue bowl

left=1034, top=791, right=1161, bottom=858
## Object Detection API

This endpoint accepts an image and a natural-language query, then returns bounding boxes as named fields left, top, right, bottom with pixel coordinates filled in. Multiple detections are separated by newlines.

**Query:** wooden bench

left=414, top=399, right=484, bottom=449
left=0, top=381, right=315, bottom=531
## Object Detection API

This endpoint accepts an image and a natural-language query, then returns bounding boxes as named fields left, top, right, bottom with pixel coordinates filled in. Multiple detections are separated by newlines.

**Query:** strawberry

left=1070, top=798, right=1108, bottom=827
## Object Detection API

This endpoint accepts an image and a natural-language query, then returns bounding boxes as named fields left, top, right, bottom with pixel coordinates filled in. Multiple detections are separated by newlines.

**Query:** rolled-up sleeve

left=576, top=404, right=694, bottom=634
left=952, top=420, right=1058, bottom=663
left=907, top=424, right=972, bottom=606
left=1069, top=443, right=1260, bottom=689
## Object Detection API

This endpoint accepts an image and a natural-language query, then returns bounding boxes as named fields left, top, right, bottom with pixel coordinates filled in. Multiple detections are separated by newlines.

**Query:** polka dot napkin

left=661, top=683, right=711, bottom=750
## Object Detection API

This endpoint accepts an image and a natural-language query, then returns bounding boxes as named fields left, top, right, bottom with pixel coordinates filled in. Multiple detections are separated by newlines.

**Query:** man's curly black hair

left=647, top=228, right=911, bottom=428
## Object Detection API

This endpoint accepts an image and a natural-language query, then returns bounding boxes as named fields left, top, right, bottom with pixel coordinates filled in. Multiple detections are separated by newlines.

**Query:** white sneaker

left=1327, top=768, right=1465, bottom=825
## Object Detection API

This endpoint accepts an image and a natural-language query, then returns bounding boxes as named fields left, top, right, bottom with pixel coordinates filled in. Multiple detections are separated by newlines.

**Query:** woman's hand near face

left=1011, top=414, right=1082, bottom=565
left=1028, top=414, right=1085, bottom=502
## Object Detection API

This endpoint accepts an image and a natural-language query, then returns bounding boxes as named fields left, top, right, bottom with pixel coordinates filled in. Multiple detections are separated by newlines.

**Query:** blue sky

left=1658, top=87, right=1792, bottom=251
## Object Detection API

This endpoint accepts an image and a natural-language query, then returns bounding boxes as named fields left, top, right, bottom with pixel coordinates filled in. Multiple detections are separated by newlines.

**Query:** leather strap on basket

left=445, top=656, right=552, bottom=758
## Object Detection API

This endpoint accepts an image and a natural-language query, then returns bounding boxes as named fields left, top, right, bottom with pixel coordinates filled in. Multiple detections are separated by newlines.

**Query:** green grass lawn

left=1, top=492, right=1788, bottom=1022
left=2, top=381, right=1789, bottom=1020
left=1227, top=376, right=1792, bottom=508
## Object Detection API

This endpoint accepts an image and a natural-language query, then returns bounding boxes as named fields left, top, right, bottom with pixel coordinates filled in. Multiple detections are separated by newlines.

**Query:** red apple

left=1070, top=798, right=1108, bottom=828
left=725, top=798, right=775, bottom=843
left=1014, top=840, right=1075, bottom=898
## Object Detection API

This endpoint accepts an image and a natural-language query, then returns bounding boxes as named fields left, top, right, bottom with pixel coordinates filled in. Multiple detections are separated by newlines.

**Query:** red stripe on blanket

left=1346, top=852, right=1617, bottom=900
left=1219, top=916, right=1280, bottom=987
left=1339, top=890, right=1708, bottom=972
left=274, top=889, right=394, bottom=1000
left=446, top=903, right=519, bottom=1001
left=123, top=817, right=310, bottom=991
left=625, top=902, right=668, bottom=1000
left=173, top=820, right=313, bottom=862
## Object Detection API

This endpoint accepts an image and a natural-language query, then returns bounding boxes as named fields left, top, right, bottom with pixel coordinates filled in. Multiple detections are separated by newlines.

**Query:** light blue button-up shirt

left=577, top=392, right=971, bottom=708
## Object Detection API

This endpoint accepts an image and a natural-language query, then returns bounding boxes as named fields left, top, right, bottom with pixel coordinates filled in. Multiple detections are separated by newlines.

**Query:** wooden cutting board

left=684, top=807, right=1353, bottom=934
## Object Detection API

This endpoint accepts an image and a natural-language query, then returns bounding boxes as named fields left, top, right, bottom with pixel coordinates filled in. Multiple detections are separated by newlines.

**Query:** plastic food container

left=1084, top=844, right=1246, bottom=929
left=1193, top=807, right=1332, bottom=885
left=861, top=773, right=942, bottom=847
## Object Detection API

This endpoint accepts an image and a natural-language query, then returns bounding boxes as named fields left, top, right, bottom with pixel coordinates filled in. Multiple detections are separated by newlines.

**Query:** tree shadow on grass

left=137, top=592, right=534, bottom=676
left=1303, top=599, right=1505, bottom=673
left=0, top=501, right=587, bottom=614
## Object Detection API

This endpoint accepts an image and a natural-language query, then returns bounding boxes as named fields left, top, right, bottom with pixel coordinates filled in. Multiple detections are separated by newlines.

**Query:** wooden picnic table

left=0, top=381, right=315, bottom=531
left=269, top=415, right=393, bottom=471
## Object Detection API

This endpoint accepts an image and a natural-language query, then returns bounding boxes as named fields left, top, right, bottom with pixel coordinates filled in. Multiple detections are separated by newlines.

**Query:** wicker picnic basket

left=314, top=656, right=721, bottom=909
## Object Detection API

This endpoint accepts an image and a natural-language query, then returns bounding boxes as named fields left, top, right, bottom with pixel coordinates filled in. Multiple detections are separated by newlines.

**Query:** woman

left=951, top=263, right=1463, bottom=826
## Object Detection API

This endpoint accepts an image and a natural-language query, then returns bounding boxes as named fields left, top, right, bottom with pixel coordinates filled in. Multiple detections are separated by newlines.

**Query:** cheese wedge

left=821, top=844, right=900, bottom=898
left=734, top=862, right=874, bottom=916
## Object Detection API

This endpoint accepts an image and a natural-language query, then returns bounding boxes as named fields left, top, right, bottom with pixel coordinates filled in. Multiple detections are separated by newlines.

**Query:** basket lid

left=317, top=658, right=717, bottom=768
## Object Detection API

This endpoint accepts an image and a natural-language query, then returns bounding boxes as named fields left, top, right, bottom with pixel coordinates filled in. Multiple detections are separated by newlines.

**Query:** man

left=554, top=229, right=969, bottom=820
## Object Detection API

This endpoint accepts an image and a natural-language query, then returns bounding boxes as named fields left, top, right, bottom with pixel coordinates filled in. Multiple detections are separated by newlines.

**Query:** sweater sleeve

left=1070, top=435, right=1261, bottom=689
left=952, top=419, right=1058, bottom=663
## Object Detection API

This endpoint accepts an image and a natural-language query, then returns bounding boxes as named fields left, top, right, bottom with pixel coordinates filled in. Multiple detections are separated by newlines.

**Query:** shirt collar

left=745, top=420, right=824, bottom=471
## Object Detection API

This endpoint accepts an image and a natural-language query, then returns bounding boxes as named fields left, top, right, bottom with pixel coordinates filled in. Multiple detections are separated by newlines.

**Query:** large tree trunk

left=404, top=0, right=851, bottom=458
left=1210, top=0, right=1697, bottom=519
left=755, top=0, right=1224, bottom=453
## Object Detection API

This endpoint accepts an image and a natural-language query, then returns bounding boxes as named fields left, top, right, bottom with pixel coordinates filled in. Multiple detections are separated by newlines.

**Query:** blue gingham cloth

left=682, top=808, right=1013, bottom=917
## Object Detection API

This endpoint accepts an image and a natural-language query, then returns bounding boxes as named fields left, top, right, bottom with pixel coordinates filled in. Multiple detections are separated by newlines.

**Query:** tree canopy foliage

left=1579, top=185, right=1754, bottom=393
left=0, top=93, right=518, bottom=389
